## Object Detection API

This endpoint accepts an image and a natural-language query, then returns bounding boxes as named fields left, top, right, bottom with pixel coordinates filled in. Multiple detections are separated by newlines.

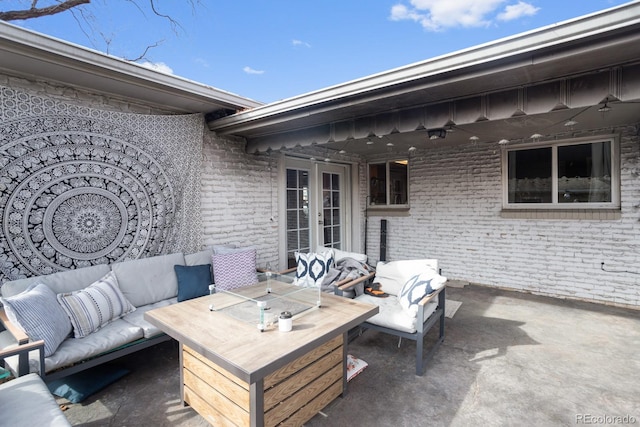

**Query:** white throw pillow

left=57, top=271, right=136, bottom=338
left=1, top=283, right=72, bottom=357
left=295, top=251, right=333, bottom=288
left=374, top=259, right=439, bottom=295
left=398, top=268, right=447, bottom=317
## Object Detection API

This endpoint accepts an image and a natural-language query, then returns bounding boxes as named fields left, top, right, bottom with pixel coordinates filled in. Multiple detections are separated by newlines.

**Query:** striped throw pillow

left=57, top=271, right=136, bottom=338
left=1, top=283, right=72, bottom=357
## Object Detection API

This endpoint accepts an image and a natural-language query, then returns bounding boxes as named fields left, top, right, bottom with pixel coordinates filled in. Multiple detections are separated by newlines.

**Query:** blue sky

left=2, top=0, right=632, bottom=103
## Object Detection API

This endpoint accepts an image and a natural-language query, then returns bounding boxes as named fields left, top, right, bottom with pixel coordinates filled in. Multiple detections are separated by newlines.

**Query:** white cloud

left=195, top=57, right=210, bottom=68
left=243, top=66, right=265, bottom=75
left=292, top=39, right=311, bottom=48
left=497, top=1, right=539, bottom=21
left=138, top=61, right=174, bottom=74
left=390, top=0, right=536, bottom=31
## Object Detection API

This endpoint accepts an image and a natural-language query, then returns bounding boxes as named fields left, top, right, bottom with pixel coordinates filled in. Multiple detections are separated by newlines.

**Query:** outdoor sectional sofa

left=0, top=248, right=217, bottom=382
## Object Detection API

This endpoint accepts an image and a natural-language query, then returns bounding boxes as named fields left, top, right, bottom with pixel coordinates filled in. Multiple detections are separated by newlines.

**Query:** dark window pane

left=331, top=174, right=339, bottom=190
left=286, top=169, right=297, bottom=188
left=558, top=142, right=611, bottom=203
left=332, top=209, right=340, bottom=225
left=369, top=163, right=386, bottom=205
left=323, top=173, right=331, bottom=190
left=286, top=211, right=297, bottom=228
left=299, top=170, right=308, bottom=188
left=299, top=229, right=310, bottom=248
left=332, top=191, right=340, bottom=207
left=389, top=161, right=408, bottom=205
left=287, top=231, right=298, bottom=249
left=508, top=148, right=552, bottom=203
left=287, top=190, right=299, bottom=208
left=332, top=226, right=340, bottom=243
left=298, top=209, right=308, bottom=228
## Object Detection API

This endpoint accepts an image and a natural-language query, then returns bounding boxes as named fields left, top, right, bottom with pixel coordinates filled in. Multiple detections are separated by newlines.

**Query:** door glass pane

left=558, top=142, right=611, bottom=203
left=286, top=168, right=310, bottom=267
left=508, top=148, right=552, bottom=203
left=321, top=172, right=341, bottom=249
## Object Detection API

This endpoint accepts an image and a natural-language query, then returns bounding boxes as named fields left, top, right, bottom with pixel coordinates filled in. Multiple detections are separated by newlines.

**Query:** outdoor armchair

left=337, top=259, right=446, bottom=376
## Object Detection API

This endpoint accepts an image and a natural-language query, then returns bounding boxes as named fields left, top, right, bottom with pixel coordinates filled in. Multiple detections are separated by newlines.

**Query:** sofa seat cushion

left=1, top=264, right=111, bottom=298
left=122, top=298, right=177, bottom=338
left=111, top=252, right=185, bottom=307
left=355, top=294, right=438, bottom=334
left=43, top=319, right=144, bottom=374
left=0, top=373, right=71, bottom=427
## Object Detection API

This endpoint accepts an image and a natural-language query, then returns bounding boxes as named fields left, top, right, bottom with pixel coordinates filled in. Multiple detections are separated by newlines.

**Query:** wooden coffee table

left=144, top=280, right=378, bottom=427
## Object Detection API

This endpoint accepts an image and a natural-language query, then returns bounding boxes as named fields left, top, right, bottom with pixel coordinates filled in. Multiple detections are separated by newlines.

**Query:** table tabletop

left=144, top=281, right=378, bottom=383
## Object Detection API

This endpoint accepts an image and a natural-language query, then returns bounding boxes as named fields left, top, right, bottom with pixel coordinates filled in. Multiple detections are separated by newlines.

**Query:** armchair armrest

left=417, top=285, right=445, bottom=306
left=335, top=271, right=376, bottom=294
left=0, top=308, right=29, bottom=345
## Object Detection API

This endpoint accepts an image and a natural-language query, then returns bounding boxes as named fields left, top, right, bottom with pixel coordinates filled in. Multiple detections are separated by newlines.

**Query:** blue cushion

left=48, top=365, right=129, bottom=403
left=175, top=264, right=212, bottom=302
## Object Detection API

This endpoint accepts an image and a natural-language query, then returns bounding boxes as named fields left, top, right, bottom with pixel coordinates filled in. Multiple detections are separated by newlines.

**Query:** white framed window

left=503, top=135, right=619, bottom=209
left=368, top=159, right=409, bottom=207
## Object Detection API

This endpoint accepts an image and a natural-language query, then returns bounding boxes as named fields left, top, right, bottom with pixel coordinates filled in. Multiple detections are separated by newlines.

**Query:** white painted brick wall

left=201, top=131, right=279, bottom=268
left=365, top=127, right=640, bottom=308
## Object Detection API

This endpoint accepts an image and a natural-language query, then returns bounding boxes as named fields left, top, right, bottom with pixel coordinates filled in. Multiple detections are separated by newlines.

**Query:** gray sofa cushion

left=184, top=249, right=213, bottom=266
left=1, top=264, right=111, bottom=298
left=111, top=253, right=185, bottom=307
left=0, top=373, right=71, bottom=427
left=122, top=297, right=177, bottom=338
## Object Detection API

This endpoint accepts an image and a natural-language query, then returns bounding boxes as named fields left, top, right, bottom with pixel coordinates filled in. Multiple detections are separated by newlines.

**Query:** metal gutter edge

left=208, top=0, right=640, bottom=130
left=0, top=20, right=263, bottom=111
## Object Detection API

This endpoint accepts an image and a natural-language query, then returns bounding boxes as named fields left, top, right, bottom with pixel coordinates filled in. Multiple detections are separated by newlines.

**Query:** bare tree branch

left=0, top=0, right=91, bottom=21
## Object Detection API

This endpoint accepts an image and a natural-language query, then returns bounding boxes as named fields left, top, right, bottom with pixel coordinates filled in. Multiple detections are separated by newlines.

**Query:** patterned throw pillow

left=295, top=251, right=333, bottom=288
left=1, top=283, right=72, bottom=357
left=398, top=268, right=447, bottom=317
left=211, top=248, right=258, bottom=291
left=57, top=271, right=136, bottom=338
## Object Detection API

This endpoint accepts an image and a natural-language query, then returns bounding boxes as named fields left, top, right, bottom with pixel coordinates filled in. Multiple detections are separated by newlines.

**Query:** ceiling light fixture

left=530, top=133, right=543, bottom=141
left=469, top=136, right=479, bottom=142
left=386, top=142, right=394, bottom=147
left=498, top=139, right=510, bottom=145
left=564, top=120, right=578, bottom=127
left=598, top=102, right=611, bottom=113
left=427, top=129, right=447, bottom=140
left=339, top=149, right=347, bottom=154
left=408, top=146, right=417, bottom=152
left=366, top=139, right=374, bottom=145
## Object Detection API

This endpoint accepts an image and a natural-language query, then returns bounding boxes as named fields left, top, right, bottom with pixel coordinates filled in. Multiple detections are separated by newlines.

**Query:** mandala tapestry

left=0, top=85, right=203, bottom=282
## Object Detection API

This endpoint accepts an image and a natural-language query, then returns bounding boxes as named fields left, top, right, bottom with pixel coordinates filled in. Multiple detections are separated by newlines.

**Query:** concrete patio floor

left=56, top=284, right=640, bottom=426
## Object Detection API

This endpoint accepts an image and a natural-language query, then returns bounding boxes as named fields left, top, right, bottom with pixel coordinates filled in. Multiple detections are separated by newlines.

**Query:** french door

left=284, top=158, right=348, bottom=268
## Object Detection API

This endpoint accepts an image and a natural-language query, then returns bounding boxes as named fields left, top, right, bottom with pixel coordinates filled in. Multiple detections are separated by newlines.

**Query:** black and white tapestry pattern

left=0, top=86, right=203, bottom=282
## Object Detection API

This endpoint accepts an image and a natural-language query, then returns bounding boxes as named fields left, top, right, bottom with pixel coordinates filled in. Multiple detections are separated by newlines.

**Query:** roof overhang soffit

left=243, top=63, right=640, bottom=154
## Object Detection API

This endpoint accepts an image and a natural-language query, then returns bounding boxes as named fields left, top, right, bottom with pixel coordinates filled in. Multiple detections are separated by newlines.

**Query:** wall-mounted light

left=427, top=129, right=447, bottom=140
